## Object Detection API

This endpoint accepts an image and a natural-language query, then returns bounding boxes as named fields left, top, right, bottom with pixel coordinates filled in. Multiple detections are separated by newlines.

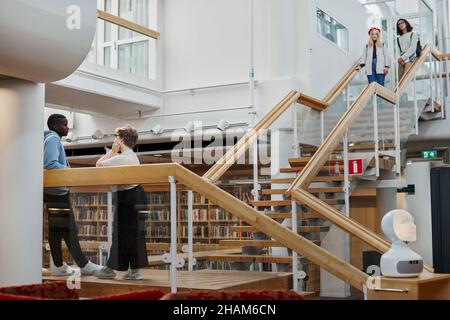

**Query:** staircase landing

left=44, top=269, right=292, bottom=298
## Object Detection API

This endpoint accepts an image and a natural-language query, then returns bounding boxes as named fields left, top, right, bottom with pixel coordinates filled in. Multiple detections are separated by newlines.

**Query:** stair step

left=271, top=176, right=352, bottom=184
left=219, top=239, right=321, bottom=248
left=264, top=212, right=321, bottom=220
left=335, top=143, right=396, bottom=151
left=251, top=199, right=343, bottom=206
left=262, top=187, right=343, bottom=195
left=288, top=158, right=343, bottom=167
left=206, top=254, right=295, bottom=264
left=368, top=157, right=396, bottom=170
left=230, top=226, right=329, bottom=233
left=280, top=166, right=342, bottom=174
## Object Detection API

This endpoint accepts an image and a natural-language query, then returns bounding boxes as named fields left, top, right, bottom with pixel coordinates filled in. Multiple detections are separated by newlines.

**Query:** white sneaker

left=80, top=261, right=102, bottom=276
left=51, top=262, right=76, bottom=277
left=123, top=269, right=143, bottom=281
left=94, top=267, right=117, bottom=279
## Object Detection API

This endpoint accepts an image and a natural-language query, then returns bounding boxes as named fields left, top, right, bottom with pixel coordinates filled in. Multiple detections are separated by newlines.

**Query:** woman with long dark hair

left=397, top=18, right=420, bottom=80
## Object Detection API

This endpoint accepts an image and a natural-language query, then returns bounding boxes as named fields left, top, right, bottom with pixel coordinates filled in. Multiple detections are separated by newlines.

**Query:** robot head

left=381, top=209, right=417, bottom=243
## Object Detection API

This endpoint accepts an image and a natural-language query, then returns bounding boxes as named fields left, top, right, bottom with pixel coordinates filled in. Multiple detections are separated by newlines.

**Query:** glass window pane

left=316, top=8, right=349, bottom=52
left=104, top=0, right=112, bottom=42
left=118, top=41, right=149, bottom=78
left=104, top=46, right=111, bottom=68
left=119, top=0, right=149, bottom=40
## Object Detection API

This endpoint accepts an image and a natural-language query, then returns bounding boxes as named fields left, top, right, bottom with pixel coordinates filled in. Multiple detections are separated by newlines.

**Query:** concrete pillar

left=0, top=79, right=44, bottom=286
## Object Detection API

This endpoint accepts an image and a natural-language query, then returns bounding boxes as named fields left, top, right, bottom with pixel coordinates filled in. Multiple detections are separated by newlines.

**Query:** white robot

left=380, top=209, right=423, bottom=277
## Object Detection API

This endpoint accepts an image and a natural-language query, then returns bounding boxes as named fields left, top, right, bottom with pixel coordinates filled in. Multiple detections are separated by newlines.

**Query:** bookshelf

left=43, top=184, right=253, bottom=269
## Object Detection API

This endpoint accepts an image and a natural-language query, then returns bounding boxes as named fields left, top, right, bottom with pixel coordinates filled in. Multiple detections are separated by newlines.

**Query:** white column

left=0, top=79, right=44, bottom=286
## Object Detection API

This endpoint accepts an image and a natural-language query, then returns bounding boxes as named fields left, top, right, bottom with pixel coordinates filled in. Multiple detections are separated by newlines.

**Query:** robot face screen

left=393, top=210, right=417, bottom=242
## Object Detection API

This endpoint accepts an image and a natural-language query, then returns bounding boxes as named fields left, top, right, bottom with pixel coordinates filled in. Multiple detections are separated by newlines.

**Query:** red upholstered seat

left=160, top=290, right=304, bottom=300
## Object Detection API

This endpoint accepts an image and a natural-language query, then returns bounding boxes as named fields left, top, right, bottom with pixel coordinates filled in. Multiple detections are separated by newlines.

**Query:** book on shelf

left=147, top=225, right=170, bottom=238
left=72, top=193, right=108, bottom=206
left=180, top=225, right=208, bottom=238
left=149, top=192, right=170, bottom=205
left=181, top=208, right=208, bottom=222
left=209, top=226, right=238, bottom=238
left=149, top=209, right=169, bottom=221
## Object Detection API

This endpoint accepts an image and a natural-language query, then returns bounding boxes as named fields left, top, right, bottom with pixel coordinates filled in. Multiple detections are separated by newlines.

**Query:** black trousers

left=106, top=186, right=149, bottom=271
left=44, top=193, right=89, bottom=268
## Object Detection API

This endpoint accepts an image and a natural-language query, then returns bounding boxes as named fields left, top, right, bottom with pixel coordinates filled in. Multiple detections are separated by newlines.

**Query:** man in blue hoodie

left=44, top=114, right=101, bottom=276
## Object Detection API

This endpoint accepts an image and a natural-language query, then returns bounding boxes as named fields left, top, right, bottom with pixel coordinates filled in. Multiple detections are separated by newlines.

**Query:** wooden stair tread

left=262, top=187, right=343, bottom=195
left=219, top=239, right=320, bottom=247
left=264, top=212, right=321, bottom=219
left=206, top=254, right=295, bottom=264
left=251, top=199, right=344, bottom=206
left=335, top=143, right=396, bottom=151
left=288, top=158, right=343, bottom=167
left=271, top=176, right=351, bottom=184
left=231, top=226, right=329, bottom=233
left=280, top=166, right=342, bottom=174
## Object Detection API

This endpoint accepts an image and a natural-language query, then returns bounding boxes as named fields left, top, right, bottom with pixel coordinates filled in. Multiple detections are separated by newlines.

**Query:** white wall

left=53, top=0, right=368, bottom=148
left=307, top=0, right=368, bottom=99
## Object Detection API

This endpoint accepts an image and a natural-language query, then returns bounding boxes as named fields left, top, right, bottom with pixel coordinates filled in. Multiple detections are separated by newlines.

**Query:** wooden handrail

left=298, top=93, right=328, bottom=111
left=323, top=62, right=361, bottom=106
left=202, top=60, right=363, bottom=184
left=285, top=46, right=446, bottom=274
left=287, top=82, right=376, bottom=191
left=44, top=163, right=369, bottom=290
left=44, top=163, right=177, bottom=187
left=202, top=91, right=301, bottom=183
left=97, top=10, right=160, bottom=40
left=397, top=45, right=432, bottom=93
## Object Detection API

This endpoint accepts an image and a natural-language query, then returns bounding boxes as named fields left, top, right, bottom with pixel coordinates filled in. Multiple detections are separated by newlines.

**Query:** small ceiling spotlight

left=92, top=129, right=105, bottom=140
left=217, top=119, right=230, bottom=131
left=151, top=124, right=163, bottom=135
left=184, top=121, right=196, bottom=133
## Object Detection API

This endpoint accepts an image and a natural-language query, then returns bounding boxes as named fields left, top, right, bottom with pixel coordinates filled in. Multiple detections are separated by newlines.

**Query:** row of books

left=209, top=208, right=237, bottom=221
left=180, top=226, right=209, bottom=238
left=74, top=208, right=108, bottom=221
left=77, top=225, right=108, bottom=236
left=147, top=226, right=170, bottom=238
left=209, top=226, right=237, bottom=238
left=72, top=193, right=108, bottom=206
left=180, top=193, right=208, bottom=205
left=181, top=209, right=208, bottom=221
left=148, top=193, right=170, bottom=205
left=148, top=209, right=170, bottom=221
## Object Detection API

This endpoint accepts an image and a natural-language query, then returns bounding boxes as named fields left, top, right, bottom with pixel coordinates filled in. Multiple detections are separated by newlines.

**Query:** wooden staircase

left=206, top=141, right=397, bottom=293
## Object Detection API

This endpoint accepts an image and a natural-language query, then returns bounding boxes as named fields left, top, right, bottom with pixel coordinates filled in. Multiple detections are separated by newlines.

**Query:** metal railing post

left=187, top=190, right=194, bottom=272
left=107, top=191, right=113, bottom=252
left=373, top=95, right=380, bottom=177
left=430, top=52, right=435, bottom=112
left=169, top=176, right=178, bottom=293
left=413, top=75, right=419, bottom=135
left=320, top=111, right=325, bottom=144
left=344, top=85, right=350, bottom=216
left=291, top=200, right=299, bottom=291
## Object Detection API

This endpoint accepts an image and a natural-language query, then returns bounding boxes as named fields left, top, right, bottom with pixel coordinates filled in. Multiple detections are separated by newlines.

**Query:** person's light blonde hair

left=116, top=125, right=139, bottom=149
left=368, top=29, right=383, bottom=48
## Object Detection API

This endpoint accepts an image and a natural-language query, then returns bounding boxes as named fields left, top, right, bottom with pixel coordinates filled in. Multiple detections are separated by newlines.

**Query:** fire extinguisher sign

left=349, top=159, right=364, bottom=175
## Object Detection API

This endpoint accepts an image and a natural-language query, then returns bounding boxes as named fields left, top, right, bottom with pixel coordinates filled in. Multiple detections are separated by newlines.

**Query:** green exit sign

left=422, top=150, right=438, bottom=159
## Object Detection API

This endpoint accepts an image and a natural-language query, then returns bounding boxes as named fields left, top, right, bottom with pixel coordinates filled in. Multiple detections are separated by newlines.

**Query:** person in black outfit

left=94, top=126, right=149, bottom=280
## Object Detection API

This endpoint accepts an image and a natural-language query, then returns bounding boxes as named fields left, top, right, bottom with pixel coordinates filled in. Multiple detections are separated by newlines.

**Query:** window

left=316, top=8, right=349, bottom=52
left=96, top=0, right=158, bottom=79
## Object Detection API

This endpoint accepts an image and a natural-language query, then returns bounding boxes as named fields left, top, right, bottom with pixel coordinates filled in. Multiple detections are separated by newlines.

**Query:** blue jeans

left=367, top=59, right=385, bottom=86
